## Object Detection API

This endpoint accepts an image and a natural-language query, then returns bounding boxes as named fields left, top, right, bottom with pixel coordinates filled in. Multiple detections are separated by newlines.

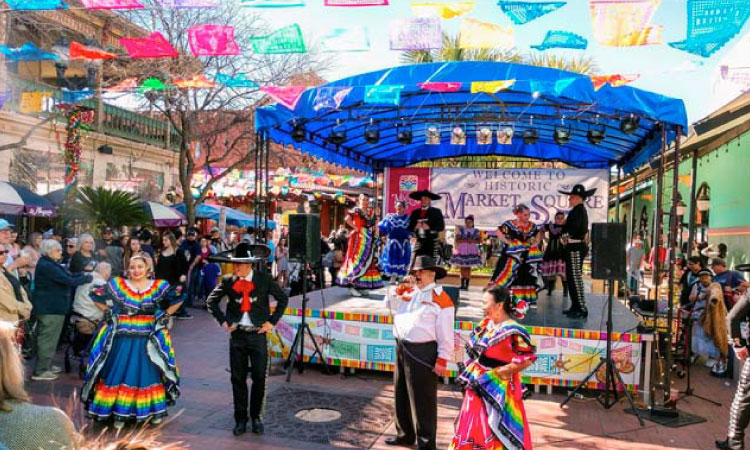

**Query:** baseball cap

left=0, top=219, right=12, bottom=231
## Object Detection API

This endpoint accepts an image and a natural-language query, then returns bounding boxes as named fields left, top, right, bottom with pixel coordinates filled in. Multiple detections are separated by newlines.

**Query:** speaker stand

left=285, top=264, right=330, bottom=382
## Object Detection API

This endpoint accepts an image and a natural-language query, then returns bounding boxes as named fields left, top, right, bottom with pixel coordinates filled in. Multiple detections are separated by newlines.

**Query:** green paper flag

left=251, top=24, right=306, bottom=54
left=138, top=77, right=168, bottom=93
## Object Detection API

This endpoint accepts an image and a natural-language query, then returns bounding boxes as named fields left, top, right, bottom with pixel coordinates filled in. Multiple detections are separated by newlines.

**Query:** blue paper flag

left=216, top=73, right=259, bottom=88
left=497, top=1, right=566, bottom=25
left=669, top=0, right=750, bottom=58
left=364, top=85, right=404, bottom=105
left=529, top=78, right=577, bottom=96
left=5, top=0, right=68, bottom=10
left=313, top=87, right=353, bottom=110
left=0, top=43, right=60, bottom=62
left=531, top=30, right=587, bottom=51
left=61, top=89, right=95, bottom=103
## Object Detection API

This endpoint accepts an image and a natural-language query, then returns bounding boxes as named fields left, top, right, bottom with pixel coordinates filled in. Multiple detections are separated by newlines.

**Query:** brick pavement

left=26, top=309, right=737, bottom=449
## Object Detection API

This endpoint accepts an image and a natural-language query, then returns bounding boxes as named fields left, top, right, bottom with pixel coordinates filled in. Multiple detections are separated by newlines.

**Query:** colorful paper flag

left=313, top=87, right=353, bottom=110
left=389, top=17, right=442, bottom=50
left=106, top=78, right=139, bottom=92
left=325, top=0, right=388, bottom=5
left=470, top=80, right=515, bottom=93
left=138, top=78, right=169, bottom=93
left=497, top=1, right=566, bottom=25
left=120, top=32, right=178, bottom=59
left=19, top=92, right=51, bottom=114
left=175, top=75, right=216, bottom=89
left=590, top=0, right=662, bottom=47
left=669, top=0, right=750, bottom=58
left=459, top=19, right=514, bottom=49
left=320, top=27, right=371, bottom=52
left=81, top=0, right=143, bottom=9
left=188, top=25, right=241, bottom=57
left=70, top=42, right=117, bottom=60
left=216, top=73, right=259, bottom=88
left=411, top=1, right=475, bottom=19
left=364, top=85, right=404, bottom=105
left=720, top=65, right=750, bottom=91
left=529, top=78, right=576, bottom=96
left=62, top=90, right=95, bottom=103
left=418, top=81, right=462, bottom=92
left=241, top=0, right=304, bottom=6
left=0, top=42, right=59, bottom=62
left=157, top=0, right=218, bottom=6
left=250, top=24, right=306, bottom=54
left=531, top=30, right=587, bottom=51
left=5, top=0, right=67, bottom=10
left=260, top=86, right=307, bottom=109
left=590, top=74, right=640, bottom=90
left=0, top=92, right=11, bottom=111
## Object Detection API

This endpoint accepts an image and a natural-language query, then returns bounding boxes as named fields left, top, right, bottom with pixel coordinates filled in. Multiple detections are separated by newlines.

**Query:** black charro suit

left=207, top=270, right=289, bottom=424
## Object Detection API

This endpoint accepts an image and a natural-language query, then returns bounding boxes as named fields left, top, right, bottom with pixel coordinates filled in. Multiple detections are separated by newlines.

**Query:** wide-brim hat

left=558, top=184, right=597, bottom=199
left=408, top=190, right=441, bottom=201
left=410, top=255, right=447, bottom=279
left=208, top=242, right=270, bottom=264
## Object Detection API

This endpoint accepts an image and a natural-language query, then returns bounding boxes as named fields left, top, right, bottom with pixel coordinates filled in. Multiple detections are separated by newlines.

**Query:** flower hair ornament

left=510, top=294, right=529, bottom=320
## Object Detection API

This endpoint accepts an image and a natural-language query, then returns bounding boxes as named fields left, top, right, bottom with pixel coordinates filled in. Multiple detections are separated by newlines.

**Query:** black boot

left=464, top=277, right=470, bottom=290
left=716, top=439, right=744, bottom=450
left=546, top=279, right=554, bottom=296
left=562, top=281, right=569, bottom=297
left=233, top=422, right=247, bottom=436
left=251, top=418, right=264, bottom=434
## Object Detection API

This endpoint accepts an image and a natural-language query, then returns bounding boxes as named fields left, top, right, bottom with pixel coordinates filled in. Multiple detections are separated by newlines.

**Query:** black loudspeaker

left=289, top=213, right=321, bottom=263
left=591, top=222, right=627, bottom=280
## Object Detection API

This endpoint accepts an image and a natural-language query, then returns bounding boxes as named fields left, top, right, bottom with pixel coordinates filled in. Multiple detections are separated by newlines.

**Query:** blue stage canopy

left=174, top=203, right=275, bottom=229
left=255, top=62, right=687, bottom=174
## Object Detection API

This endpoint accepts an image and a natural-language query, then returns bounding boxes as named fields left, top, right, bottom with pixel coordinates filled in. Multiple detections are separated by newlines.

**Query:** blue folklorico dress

left=378, top=213, right=412, bottom=277
left=82, top=277, right=181, bottom=423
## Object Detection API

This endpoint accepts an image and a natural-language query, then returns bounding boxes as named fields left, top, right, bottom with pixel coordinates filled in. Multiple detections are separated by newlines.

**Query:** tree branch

left=0, top=116, right=53, bottom=152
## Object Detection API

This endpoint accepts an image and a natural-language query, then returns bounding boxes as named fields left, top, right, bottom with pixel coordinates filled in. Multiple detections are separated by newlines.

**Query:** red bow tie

left=233, top=279, right=255, bottom=313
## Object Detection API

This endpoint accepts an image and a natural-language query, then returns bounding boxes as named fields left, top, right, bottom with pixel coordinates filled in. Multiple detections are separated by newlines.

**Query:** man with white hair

left=73, top=262, right=111, bottom=323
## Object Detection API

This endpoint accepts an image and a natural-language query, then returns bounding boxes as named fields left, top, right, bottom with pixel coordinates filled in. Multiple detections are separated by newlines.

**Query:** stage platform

left=268, top=285, right=654, bottom=400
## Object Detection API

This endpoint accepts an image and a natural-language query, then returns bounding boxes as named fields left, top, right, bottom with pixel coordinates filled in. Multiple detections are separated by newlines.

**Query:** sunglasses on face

left=0, top=251, right=7, bottom=255
left=67, top=245, right=76, bottom=248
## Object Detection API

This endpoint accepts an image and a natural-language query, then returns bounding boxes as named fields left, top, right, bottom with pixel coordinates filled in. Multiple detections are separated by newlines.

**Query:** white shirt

left=238, top=270, right=254, bottom=326
left=389, top=282, right=455, bottom=362
left=72, top=273, right=107, bottom=321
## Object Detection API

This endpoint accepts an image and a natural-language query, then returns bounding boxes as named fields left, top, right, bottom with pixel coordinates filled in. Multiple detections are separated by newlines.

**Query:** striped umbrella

left=0, top=182, right=56, bottom=217
left=142, top=201, right=186, bottom=227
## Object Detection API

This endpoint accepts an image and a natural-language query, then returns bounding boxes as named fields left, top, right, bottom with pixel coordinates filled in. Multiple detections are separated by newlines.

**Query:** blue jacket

left=32, top=256, right=92, bottom=316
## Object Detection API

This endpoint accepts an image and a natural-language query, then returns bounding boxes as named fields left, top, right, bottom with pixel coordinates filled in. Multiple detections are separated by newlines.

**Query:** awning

left=174, top=203, right=276, bottom=229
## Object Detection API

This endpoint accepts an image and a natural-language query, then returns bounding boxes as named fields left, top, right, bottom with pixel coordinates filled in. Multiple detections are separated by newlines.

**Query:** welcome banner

left=384, top=167, right=609, bottom=227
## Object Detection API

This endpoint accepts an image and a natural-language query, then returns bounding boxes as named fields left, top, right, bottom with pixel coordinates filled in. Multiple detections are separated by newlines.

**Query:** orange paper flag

left=70, top=41, right=117, bottom=60
left=590, top=74, right=640, bottom=90
left=679, top=174, right=692, bottom=187
left=174, top=75, right=216, bottom=89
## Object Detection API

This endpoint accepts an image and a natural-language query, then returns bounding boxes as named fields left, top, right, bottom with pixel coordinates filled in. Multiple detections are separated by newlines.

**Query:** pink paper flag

left=158, top=0, right=218, bottom=6
left=418, top=81, right=462, bottom=92
left=120, top=32, right=178, bottom=59
left=81, top=0, right=144, bottom=9
left=325, top=0, right=388, bottom=5
left=188, top=25, right=241, bottom=57
left=260, top=85, right=307, bottom=110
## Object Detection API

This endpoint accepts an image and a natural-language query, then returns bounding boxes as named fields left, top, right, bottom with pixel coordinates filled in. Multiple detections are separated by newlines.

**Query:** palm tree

left=65, top=187, right=149, bottom=229
left=525, top=53, right=598, bottom=75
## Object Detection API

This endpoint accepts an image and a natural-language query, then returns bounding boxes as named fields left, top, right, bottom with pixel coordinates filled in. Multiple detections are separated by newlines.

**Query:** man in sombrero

left=206, top=243, right=289, bottom=437
left=408, top=190, right=445, bottom=268
left=558, top=184, right=596, bottom=318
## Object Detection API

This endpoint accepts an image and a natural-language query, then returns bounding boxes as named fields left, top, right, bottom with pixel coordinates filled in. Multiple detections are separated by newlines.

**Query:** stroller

left=64, top=311, right=99, bottom=378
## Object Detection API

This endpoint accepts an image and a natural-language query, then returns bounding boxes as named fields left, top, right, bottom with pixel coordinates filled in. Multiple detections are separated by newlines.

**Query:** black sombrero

left=408, top=190, right=441, bottom=201
left=410, top=255, right=447, bottom=279
left=558, top=184, right=597, bottom=199
left=207, top=242, right=270, bottom=264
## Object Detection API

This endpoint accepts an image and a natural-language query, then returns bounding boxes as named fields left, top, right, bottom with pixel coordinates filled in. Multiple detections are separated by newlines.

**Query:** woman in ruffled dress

left=451, top=215, right=483, bottom=290
left=378, top=200, right=411, bottom=283
left=541, top=212, right=567, bottom=297
left=82, top=255, right=182, bottom=429
left=451, top=285, right=536, bottom=450
left=336, top=194, right=384, bottom=296
left=490, top=204, right=544, bottom=306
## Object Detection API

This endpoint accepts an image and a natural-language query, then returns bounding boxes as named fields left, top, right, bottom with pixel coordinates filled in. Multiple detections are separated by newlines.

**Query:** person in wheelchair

left=70, top=262, right=111, bottom=358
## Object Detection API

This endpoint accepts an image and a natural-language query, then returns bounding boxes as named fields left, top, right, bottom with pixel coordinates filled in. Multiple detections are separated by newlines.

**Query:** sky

left=250, top=0, right=750, bottom=125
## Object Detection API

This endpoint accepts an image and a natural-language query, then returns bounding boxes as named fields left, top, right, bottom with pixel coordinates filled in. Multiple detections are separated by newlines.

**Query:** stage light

left=477, top=126, right=492, bottom=145
left=291, top=121, right=306, bottom=143
left=587, top=116, right=606, bottom=145
left=620, top=114, right=640, bottom=134
left=364, top=120, right=379, bottom=144
left=554, top=117, right=571, bottom=145
left=426, top=126, right=440, bottom=145
left=451, top=126, right=466, bottom=145
left=523, top=129, right=538, bottom=145
left=497, top=127, right=514, bottom=145
left=396, top=123, right=413, bottom=145
left=329, top=119, right=346, bottom=145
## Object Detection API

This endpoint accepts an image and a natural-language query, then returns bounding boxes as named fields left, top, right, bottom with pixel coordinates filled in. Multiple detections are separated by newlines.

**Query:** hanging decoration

left=529, top=78, right=576, bottom=96
left=175, top=75, right=216, bottom=89
left=364, top=85, right=404, bottom=105
left=188, top=25, right=241, bottom=57
left=669, top=0, right=750, bottom=58
left=720, top=65, right=750, bottom=91
left=19, top=92, right=51, bottom=114
left=418, top=81, right=462, bottom=92
left=157, top=0, right=218, bottom=6
left=325, top=0, right=389, bottom=5
left=590, top=74, right=640, bottom=90
left=497, top=1, right=567, bottom=25
left=120, top=32, right=179, bottom=59
left=69, top=42, right=117, bottom=60
left=470, top=80, right=515, bottom=93
left=389, top=17, right=442, bottom=50
left=81, top=0, right=144, bottom=9
left=5, top=0, right=68, bottom=10
left=459, top=18, right=514, bottom=49
left=260, top=86, right=308, bottom=109
left=138, top=78, right=169, bottom=93
left=320, top=27, right=371, bottom=52
left=58, top=105, right=95, bottom=204
left=590, top=0, right=662, bottom=47
left=105, top=78, right=139, bottom=92
left=411, top=1, right=475, bottom=19
left=0, top=43, right=60, bottom=62
left=313, top=87, right=353, bottom=110
left=531, top=30, right=587, bottom=50
left=242, top=0, right=305, bottom=6
left=250, top=24, right=306, bottom=54
left=216, top=73, right=259, bottom=88
left=62, top=90, right=95, bottom=103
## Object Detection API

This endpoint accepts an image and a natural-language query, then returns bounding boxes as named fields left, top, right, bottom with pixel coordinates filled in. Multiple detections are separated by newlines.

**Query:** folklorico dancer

left=336, top=193, right=384, bottom=297
left=206, top=243, right=289, bottom=437
left=451, top=285, right=535, bottom=450
left=386, top=255, right=454, bottom=450
left=379, top=200, right=412, bottom=283
left=559, top=184, right=595, bottom=318
left=451, top=215, right=483, bottom=291
left=490, top=204, right=544, bottom=307
left=541, top=211, right=568, bottom=297
left=408, top=190, right=445, bottom=267
left=717, top=263, right=750, bottom=450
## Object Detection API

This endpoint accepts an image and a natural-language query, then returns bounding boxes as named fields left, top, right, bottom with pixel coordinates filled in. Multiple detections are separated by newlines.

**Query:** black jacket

left=32, top=256, right=92, bottom=315
left=563, top=203, right=588, bottom=240
left=408, top=206, right=445, bottom=241
left=206, top=270, right=289, bottom=327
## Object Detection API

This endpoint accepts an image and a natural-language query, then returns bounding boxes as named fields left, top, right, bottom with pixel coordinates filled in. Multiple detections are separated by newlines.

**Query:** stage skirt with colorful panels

left=451, top=226, right=483, bottom=268
left=451, top=319, right=536, bottom=450
left=491, top=220, right=543, bottom=305
left=82, top=277, right=181, bottom=424
left=337, top=207, right=384, bottom=289
left=378, top=213, right=412, bottom=277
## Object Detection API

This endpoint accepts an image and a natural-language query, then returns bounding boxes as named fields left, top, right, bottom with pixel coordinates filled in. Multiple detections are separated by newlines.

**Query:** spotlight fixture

left=291, top=121, right=306, bottom=143
left=620, top=114, right=640, bottom=134
left=451, top=125, right=466, bottom=145
left=477, top=126, right=492, bottom=145
left=396, top=124, right=413, bottom=145
left=364, top=119, right=379, bottom=144
left=328, top=119, right=346, bottom=145
left=497, top=127, right=514, bottom=145
left=523, top=116, right=538, bottom=144
left=587, top=117, right=606, bottom=145
left=426, top=126, right=440, bottom=145
left=554, top=117, right=572, bottom=145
